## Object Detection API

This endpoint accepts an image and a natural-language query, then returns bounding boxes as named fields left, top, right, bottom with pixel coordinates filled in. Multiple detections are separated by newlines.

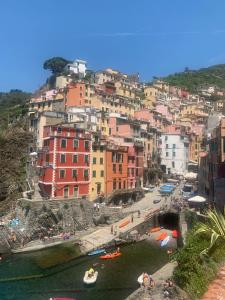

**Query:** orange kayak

left=156, top=232, right=168, bottom=241
left=172, top=230, right=178, bottom=238
left=100, top=252, right=121, bottom=259
left=119, top=220, right=130, bottom=228
left=150, top=227, right=162, bottom=233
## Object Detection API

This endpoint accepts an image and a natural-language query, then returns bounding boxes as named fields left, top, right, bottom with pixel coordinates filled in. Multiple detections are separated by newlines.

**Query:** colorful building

left=38, top=125, right=91, bottom=199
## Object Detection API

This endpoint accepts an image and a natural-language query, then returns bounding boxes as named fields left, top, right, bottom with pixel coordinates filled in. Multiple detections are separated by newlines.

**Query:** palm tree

left=195, top=209, right=225, bottom=256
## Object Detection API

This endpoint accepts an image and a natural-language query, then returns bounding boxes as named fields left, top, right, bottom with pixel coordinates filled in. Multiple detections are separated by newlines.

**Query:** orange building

left=105, top=144, right=128, bottom=195
left=66, top=82, right=85, bottom=107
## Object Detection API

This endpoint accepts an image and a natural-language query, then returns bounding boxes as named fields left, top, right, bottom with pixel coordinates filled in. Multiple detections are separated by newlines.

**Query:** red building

left=38, top=125, right=91, bottom=199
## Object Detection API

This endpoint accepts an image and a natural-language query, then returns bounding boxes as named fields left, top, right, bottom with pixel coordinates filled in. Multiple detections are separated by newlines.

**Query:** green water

left=0, top=241, right=168, bottom=300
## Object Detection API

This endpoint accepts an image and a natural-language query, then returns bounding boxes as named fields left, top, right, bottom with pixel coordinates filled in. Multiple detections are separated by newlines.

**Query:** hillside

left=0, top=90, right=30, bottom=130
left=163, top=64, right=225, bottom=93
left=0, top=90, right=32, bottom=214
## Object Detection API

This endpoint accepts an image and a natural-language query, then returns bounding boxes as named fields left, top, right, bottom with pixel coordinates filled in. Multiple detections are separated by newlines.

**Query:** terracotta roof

left=202, top=264, right=225, bottom=300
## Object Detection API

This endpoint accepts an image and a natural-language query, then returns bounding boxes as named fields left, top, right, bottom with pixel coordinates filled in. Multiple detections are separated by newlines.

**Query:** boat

left=88, top=249, right=106, bottom=256
left=150, top=227, right=162, bottom=233
left=172, top=230, right=178, bottom=238
left=161, top=236, right=170, bottom=247
left=100, top=252, right=121, bottom=259
left=137, top=273, right=150, bottom=287
left=83, top=270, right=98, bottom=285
left=155, top=232, right=168, bottom=241
left=119, top=220, right=130, bottom=228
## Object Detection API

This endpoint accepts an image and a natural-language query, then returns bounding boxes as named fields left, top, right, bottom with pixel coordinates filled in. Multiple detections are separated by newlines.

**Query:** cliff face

left=0, top=126, right=33, bottom=214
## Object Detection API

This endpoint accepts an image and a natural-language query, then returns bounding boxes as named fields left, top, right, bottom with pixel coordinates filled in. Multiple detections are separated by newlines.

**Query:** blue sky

left=2, top=0, right=225, bottom=91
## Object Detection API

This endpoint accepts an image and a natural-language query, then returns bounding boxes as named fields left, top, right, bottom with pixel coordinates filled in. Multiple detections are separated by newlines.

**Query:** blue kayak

left=88, top=249, right=106, bottom=256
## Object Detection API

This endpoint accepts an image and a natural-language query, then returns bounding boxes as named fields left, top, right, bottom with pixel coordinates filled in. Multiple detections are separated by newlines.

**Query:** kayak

left=83, top=271, right=98, bottom=285
left=156, top=232, right=168, bottom=241
left=172, top=230, right=178, bottom=238
left=119, top=220, right=130, bottom=228
left=161, top=236, right=170, bottom=247
left=88, top=249, right=106, bottom=256
left=150, top=227, right=162, bottom=233
left=100, top=252, right=121, bottom=259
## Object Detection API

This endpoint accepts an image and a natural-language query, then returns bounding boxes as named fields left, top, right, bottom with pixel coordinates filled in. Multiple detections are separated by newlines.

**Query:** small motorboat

left=83, top=270, right=98, bottom=285
left=88, top=249, right=106, bottom=256
left=155, top=232, right=168, bottom=241
left=137, top=273, right=150, bottom=287
left=161, top=236, right=170, bottom=247
left=100, top=252, right=121, bottom=259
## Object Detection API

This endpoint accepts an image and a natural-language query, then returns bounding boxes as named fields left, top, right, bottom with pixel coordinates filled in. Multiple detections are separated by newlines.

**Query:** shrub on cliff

left=173, top=229, right=225, bottom=299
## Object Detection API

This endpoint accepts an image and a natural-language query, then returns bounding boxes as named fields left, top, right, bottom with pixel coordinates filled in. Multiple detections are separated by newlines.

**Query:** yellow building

left=90, top=94, right=136, bottom=117
left=144, top=86, right=157, bottom=108
left=90, top=138, right=106, bottom=201
left=114, top=81, right=136, bottom=99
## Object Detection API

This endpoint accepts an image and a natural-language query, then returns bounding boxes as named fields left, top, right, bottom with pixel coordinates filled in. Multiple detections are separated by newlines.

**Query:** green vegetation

left=0, top=89, right=32, bottom=213
left=0, top=89, right=30, bottom=130
left=195, top=209, right=225, bottom=257
left=43, top=57, right=71, bottom=75
left=173, top=211, right=225, bottom=299
left=163, top=64, right=225, bottom=92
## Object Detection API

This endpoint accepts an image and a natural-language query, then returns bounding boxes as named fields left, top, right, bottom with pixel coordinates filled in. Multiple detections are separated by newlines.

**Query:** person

left=117, top=247, right=120, bottom=253
left=88, top=267, right=94, bottom=277
left=94, top=203, right=97, bottom=210
left=138, top=210, right=141, bottom=218
left=131, top=214, right=134, bottom=223
left=111, top=225, right=113, bottom=234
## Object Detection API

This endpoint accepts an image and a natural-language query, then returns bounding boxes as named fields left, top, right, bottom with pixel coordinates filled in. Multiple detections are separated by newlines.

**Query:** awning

left=188, top=195, right=206, bottom=203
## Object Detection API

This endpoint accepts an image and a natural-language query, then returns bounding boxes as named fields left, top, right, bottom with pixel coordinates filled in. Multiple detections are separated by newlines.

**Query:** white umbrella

left=185, top=172, right=197, bottom=180
left=188, top=195, right=206, bottom=203
left=29, top=152, right=37, bottom=156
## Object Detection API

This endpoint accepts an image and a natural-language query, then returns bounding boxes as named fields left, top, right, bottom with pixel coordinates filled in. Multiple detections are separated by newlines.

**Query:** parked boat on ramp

left=88, top=248, right=106, bottom=256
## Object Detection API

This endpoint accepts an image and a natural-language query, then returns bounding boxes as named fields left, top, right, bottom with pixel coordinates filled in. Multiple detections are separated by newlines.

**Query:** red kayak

left=172, top=230, right=178, bottom=238
left=156, top=232, right=168, bottom=241
left=100, top=252, right=121, bottom=259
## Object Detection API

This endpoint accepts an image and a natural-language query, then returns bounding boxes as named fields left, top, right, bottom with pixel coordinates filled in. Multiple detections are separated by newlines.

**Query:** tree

left=43, top=57, right=71, bottom=75
left=195, top=209, right=225, bottom=256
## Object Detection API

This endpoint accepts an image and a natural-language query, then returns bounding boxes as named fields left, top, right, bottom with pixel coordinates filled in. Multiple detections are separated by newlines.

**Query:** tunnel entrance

left=158, top=212, right=179, bottom=230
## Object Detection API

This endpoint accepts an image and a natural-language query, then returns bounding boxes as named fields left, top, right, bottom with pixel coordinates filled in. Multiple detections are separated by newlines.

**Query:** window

left=59, top=169, right=65, bottom=178
left=72, top=169, right=77, bottom=178
left=85, top=141, right=89, bottom=150
left=60, top=154, right=66, bottom=163
left=119, top=164, right=122, bottom=174
left=80, top=86, right=82, bottom=90
left=113, top=164, right=116, bottom=173
left=84, top=169, right=89, bottom=179
left=166, top=144, right=169, bottom=149
left=73, top=155, right=78, bottom=163
left=118, top=180, right=122, bottom=189
left=93, top=157, right=97, bottom=164
left=100, top=170, right=104, bottom=177
left=173, top=144, right=176, bottom=149
left=97, top=183, right=101, bottom=194
left=92, top=170, right=96, bottom=178
left=166, top=152, right=169, bottom=157
left=73, top=139, right=78, bottom=149
left=173, top=152, right=176, bottom=157
left=123, top=181, right=126, bottom=189
left=46, top=154, right=50, bottom=163
left=172, top=161, right=175, bottom=168
left=165, top=136, right=168, bottom=141
left=61, top=139, right=66, bottom=148
left=100, top=147, right=104, bottom=152
left=113, top=179, right=117, bottom=190
left=84, top=155, right=89, bottom=164
left=80, top=93, right=82, bottom=97
left=74, top=185, right=78, bottom=196
left=112, top=152, right=116, bottom=162
left=100, top=157, right=103, bottom=164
